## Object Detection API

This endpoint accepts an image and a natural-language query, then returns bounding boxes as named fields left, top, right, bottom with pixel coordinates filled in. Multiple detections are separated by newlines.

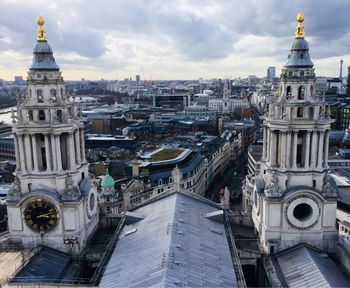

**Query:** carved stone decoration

left=7, top=176, right=22, bottom=201
left=265, top=170, right=281, bottom=197
left=323, top=173, right=337, bottom=196
left=62, top=173, right=81, bottom=200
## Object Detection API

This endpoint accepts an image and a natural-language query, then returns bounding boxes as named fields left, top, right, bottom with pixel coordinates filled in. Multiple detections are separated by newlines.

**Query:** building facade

left=244, top=13, right=338, bottom=254
left=6, top=18, right=98, bottom=253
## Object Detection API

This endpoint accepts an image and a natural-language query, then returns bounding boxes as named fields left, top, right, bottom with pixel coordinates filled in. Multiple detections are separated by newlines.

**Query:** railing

left=89, top=216, right=125, bottom=285
left=224, top=210, right=247, bottom=288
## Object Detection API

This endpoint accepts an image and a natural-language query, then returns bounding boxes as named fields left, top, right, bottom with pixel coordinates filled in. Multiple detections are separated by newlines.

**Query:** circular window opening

left=293, top=203, right=312, bottom=220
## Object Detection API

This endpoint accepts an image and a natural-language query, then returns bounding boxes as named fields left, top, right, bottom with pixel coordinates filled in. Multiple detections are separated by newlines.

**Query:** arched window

left=310, top=107, right=314, bottom=119
left=297, top=107, right=303, bottom=117
left=57, top=110, right=63, bottom=123
left=37, top=89, right=43, bottom=103
left=310, top=85, right=314, bottom=96
left=298, top=86, right=305, bottom=100
left=50, top=88, right=57, bottom=102
left=28, top=110, right=33, bottom=121
left=286, top=86, right=292, bottom=98
left=38, top=110, right=45, bottom=120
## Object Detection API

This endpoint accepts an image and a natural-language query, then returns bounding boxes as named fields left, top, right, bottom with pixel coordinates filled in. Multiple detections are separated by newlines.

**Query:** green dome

left=101, top=170, right=115, bottom=188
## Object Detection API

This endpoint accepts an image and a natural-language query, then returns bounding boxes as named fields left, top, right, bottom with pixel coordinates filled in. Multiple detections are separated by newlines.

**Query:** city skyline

left=0, top=0, right=349, bottom=80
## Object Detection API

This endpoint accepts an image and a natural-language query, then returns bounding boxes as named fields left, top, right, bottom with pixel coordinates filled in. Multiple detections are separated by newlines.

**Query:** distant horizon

left=0, top=0, right=349, bottom=81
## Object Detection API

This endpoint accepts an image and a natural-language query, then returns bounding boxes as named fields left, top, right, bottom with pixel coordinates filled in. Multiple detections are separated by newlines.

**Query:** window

left=298, top=86, right=305, bottom=100
left=57, top=110, right=63, bottom=122
left=300, top=71, right=304, bottom=76
left=28, top=110, right=33, bottom=121
left=50, top=89, right=57, bottom=102
left=37, top=89, right=43, bottom=103
left=297, top=107, right=303, bottom=117
left=286, top=86, right=292, bottom=98
left=310, top=107, right=314, bottom=119
left=38, top=110, right=45, bottom=121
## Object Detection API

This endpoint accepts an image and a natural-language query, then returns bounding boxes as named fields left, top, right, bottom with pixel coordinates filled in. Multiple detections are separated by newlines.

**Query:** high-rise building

left=6, top=17, right=98, bottom=253
left=245, top=13, right=337, bottom=254
left=135, top=74, right=141, bottom=83
left=267, top=66, right=276, bottom=80
left=346, top=67, right=350, bottom=95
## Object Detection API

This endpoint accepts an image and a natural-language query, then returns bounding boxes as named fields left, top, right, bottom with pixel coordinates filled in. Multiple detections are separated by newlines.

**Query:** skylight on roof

left=125, top=228, right=137, bottom=236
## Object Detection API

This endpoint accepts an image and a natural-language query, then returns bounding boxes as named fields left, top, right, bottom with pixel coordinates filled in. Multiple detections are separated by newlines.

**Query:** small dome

left=291, top=38, right=309, bottom=50
left=33, top=41, right=53, bottom=54
left=285, top=38, right=313, bottom=68
left=30, top=40, right=60, bottom=71
left=101, top=171, right=115, bottom=188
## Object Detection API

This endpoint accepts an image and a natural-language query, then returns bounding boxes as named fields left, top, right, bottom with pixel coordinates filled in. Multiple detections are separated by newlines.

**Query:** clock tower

left=6, top=17, right=98, bottom=253
left=248, top=13, right=338, bottom=254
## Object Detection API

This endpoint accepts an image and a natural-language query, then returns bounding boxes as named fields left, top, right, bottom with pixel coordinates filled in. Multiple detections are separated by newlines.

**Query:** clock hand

left=37, top=212, right=55, bottom=218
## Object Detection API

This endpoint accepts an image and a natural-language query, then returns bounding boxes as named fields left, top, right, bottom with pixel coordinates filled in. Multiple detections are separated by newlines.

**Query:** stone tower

left=249, top=13, right=337, bottom=254
left=222, top=79, right=230, bottom=114
left=6, top=17, right=98, bottom=253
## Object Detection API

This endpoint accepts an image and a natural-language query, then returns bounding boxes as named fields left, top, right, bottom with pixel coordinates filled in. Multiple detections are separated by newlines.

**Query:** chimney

left=132, top=159, right=139, bottom=178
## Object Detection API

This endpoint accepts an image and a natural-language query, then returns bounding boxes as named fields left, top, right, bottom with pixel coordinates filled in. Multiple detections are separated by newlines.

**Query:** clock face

left=23, top=199, right=59, bottom=233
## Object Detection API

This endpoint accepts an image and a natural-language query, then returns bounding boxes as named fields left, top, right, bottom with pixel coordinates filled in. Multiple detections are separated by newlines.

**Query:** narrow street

left=205, top=153, right=248, bottom=204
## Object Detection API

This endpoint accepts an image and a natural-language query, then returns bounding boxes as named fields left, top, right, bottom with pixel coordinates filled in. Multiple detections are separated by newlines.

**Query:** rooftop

left=150, top=149, right=183, bottom=162
left=99, top=192, right=239, bottom=287
left=272, top=244, right=350, bottom=287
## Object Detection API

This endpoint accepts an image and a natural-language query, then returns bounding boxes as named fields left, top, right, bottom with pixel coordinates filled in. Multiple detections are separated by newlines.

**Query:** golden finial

left=37, top=16, right=47, bottom=41
left=294, top=12, right=305, bottom=39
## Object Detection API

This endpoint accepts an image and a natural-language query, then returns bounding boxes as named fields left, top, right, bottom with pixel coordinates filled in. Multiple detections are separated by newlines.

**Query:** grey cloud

left=0, top=0, right=350, bottom=75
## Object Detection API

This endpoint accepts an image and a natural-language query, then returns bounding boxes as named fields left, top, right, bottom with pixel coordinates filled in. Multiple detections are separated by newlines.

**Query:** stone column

left=18, top=134, right=26, bottom=173
left=31, top=134, right=39, bottom=172
left=266, top=129, right=271, bottom=163
left=324, top=130, right=329, bottom=168
left=292, top=131, right=298, bottom=169
left=55, top=135, right=62, bottom=171
left=262, top=126, right=267, bottom=161
left=269, top=130, right=276, bottom=166
left=286, top=132, right=291, bottom=169
left=74, top=130, right=81, bottom=165
left=51, top=134, right=57, bottom=171
left=317, top=131, right=325, bottom=169
left=280, top=131, right=286, bottom=168
left=24, top=135, right=32, bottom=171
left=44, top=134, right=52, bottom=172
left=310, top=132, right=318, bottom=168
left=13, top=134, right=20, bottom=170
left=80, top=129, right=86, bottom=162
left=68, top=132, right=76, bottom=170
left=304, top=131, right=311, bottom=169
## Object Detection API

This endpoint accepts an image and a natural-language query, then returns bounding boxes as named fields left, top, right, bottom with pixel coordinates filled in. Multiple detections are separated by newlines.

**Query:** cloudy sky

left=0, top=0, right=349, bottom=80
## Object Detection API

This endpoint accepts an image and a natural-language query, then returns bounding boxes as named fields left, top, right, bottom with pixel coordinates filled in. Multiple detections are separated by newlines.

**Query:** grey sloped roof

left=274, top=245, right=350, bottom=288
left=99, top=192, right=238, bottom=288
left=11, top=247, right=71, bottom=284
